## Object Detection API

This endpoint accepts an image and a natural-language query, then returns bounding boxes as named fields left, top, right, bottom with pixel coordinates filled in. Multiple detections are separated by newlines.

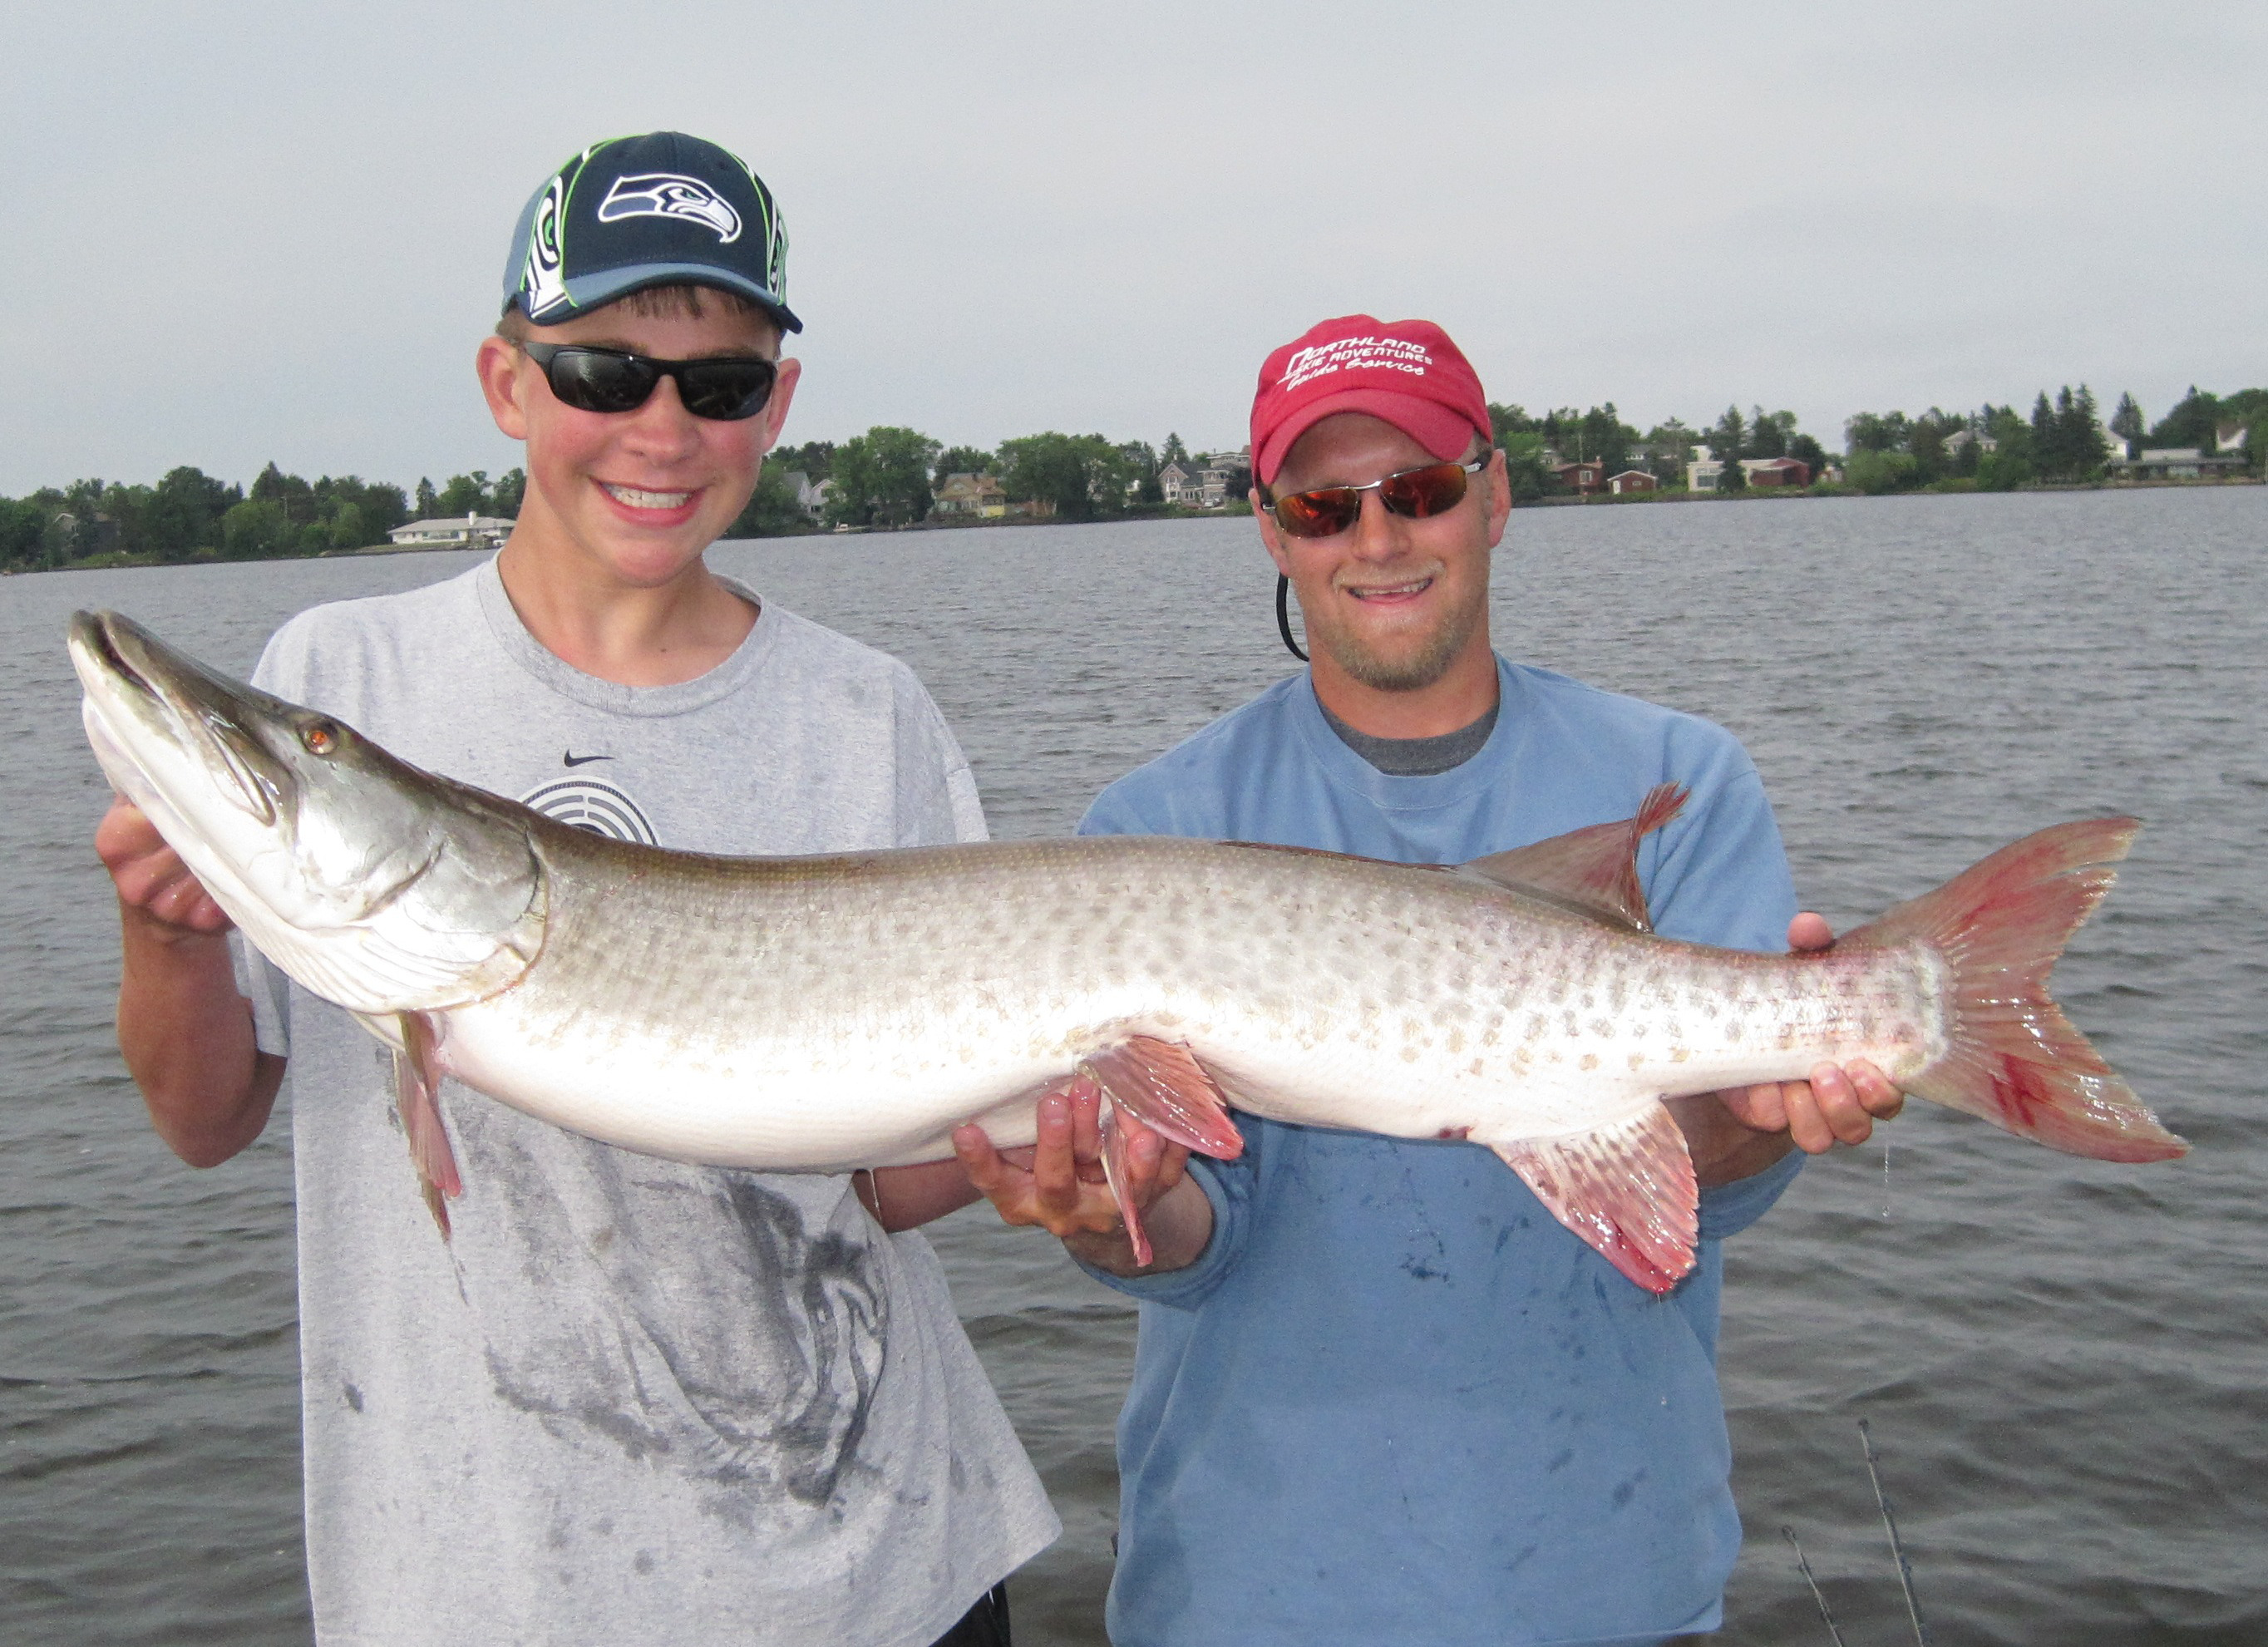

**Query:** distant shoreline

left=1512, top=473, right=2263, bottom=508
left=8, top=474, right=2256, bottom=574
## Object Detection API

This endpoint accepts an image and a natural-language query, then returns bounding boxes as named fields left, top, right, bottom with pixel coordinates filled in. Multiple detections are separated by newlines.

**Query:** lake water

left=2, top=488, right=2262, bottom=1645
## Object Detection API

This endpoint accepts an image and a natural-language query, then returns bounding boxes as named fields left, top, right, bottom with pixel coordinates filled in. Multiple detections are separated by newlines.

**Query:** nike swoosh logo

left=563, top=751, right=614, bottom=767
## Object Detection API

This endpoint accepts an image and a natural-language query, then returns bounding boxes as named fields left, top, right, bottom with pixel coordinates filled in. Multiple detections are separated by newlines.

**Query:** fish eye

left=302, top=721, right=340, bottom=757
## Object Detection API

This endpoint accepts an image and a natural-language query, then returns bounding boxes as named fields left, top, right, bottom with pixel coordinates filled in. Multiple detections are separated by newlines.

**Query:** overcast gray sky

left=4, top=1, right=2262, bottom=496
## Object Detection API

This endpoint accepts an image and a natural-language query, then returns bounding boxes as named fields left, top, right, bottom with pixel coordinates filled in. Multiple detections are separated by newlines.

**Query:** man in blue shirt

left=957, top=315, right=1903, bottom=1645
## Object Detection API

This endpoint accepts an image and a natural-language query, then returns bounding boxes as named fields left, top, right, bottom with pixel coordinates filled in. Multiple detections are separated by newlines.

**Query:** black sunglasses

left=1265, top=455, right=1489, bottom=539
left=520, top=342, right=779, bottom=422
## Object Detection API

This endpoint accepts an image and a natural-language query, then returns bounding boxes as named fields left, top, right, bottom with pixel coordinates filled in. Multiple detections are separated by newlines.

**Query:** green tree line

left=727, top=431, right=1251, bottom=536
left=1485, top=402, right=1835, bottom=501
left=13, top=382, right=2261, bottom=570
left=2, top=462, right=526, bottom=572
left=1478, top=382, right=2265, bottom=502
left=1837, top=384, right=2268, bottom=495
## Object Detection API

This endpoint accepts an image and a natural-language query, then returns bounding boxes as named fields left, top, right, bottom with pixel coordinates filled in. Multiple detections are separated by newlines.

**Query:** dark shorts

left=929, top=1582, right=1010, bottom=1647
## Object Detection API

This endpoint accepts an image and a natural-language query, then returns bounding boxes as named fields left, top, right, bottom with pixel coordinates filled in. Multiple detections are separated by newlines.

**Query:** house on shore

left=1159, top=448, right=1250, bottom=510
left=1553, top=458, right=1607, bottom=495
left=782, top=471, right=832, bottom=523
left=387, top=512, right=514, bottom=549
left=930, top=472, right=1009, bottom=519
left=1607, top=469, right=1657, bottom=495
left=1742, top=456, right=1811, bottom=488
left=2106, top=446, right=2248, bottom=481
left=1685, top=446, right=1723, bottom=492
left=1943, top=428, right=1999, bottom=464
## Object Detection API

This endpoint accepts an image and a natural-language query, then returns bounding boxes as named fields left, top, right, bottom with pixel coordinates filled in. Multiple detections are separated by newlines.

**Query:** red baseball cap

left=1249, top=315, right=1491, bottom=486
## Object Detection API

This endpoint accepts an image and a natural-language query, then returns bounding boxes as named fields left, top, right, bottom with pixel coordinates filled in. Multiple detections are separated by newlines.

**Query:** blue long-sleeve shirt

left=1076, top=658, right=1805, bottom=1647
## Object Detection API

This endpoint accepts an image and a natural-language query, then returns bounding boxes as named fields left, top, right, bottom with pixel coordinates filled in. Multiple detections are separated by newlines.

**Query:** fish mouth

left=70, top=610, right=156, bottom=701
left=71, top=609, right=291, bottom=826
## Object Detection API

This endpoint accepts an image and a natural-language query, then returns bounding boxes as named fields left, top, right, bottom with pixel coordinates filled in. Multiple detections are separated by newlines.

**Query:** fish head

left=71, top=610, right=546, bottom=1014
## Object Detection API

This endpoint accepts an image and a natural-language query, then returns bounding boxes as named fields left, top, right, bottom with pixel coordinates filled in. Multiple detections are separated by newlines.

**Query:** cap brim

left=520, top=262, right=803, bottom=333
left=1257, top=390, right=1478, bottom=485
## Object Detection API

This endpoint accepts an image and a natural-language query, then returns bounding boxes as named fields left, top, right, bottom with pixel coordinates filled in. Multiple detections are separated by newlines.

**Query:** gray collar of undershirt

left=1316, top=696, right=1501, bottom=777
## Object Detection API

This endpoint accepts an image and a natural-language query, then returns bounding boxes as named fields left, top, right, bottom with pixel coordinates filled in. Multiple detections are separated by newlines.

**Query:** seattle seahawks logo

left=520, top=775, right=658, bottom=846
left=520, top=171, right=571, bottom=319
left=596, top=174, right=742, bottom=244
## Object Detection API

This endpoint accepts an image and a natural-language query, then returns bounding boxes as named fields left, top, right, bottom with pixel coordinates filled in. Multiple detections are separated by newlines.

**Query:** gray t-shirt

left=237, top=558, right=1058, bottom=1646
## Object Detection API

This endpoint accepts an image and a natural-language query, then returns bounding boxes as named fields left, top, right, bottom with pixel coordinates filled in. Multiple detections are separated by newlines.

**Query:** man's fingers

left=1152, top=1146, right=1191, bottom=1201
left=954, top=1122, right=1072, bottom=1233
left=94, top=796, right=165, bottom=866
left=1126, top=1122, right=1162, bottom=1185
left=1721, top=1081, right=1791, bottom=1134
left=1069, top=1080, right=1102, bottom=1164
left=1784, top=1063, right=1879, bottom=1151
left=1848, top=1059, right=1906, bottom=1120
left=952, top=1123, right=1012, bottom=1195
left=100, top=799, right=235, bottom=934
left=1787, top=910, right=1836, bottom=953
left=1777, top=1080, right=1833, bottom=1154
left=1030, top=1093, right=1081, bottom=1211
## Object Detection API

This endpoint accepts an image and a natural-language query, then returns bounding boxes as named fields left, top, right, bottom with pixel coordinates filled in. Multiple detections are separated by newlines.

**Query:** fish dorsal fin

left=1457, top=782, right=1689, bottom=933
left=1491, top=1102, right=1699, bottom=1294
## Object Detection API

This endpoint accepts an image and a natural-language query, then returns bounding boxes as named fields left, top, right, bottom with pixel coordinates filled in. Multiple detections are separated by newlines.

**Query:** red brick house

left=1741, top=457, right=1811, bottom=488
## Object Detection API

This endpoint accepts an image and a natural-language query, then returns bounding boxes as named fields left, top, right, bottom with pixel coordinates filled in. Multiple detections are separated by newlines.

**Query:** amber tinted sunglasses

left=1265, top=455, right=1490, bottom=539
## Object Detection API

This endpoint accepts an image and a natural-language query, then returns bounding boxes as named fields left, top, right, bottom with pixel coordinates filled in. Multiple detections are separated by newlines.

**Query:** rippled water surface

left=2, top=488, right=2262, bottom=1645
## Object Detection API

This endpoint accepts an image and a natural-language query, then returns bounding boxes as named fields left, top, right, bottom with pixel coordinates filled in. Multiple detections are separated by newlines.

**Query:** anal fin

left=393, top=1011, right=463, bottom=1239
left=1491, top=1102, right=1699, bottom=1294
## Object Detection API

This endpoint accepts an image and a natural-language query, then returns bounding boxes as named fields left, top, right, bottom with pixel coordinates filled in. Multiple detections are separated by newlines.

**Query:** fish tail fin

left=1842, top=817, right=2185, bottom=1163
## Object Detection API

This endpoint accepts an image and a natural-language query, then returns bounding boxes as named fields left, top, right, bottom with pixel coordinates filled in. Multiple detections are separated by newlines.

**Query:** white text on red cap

left=1279, top=336, right=1433, bottom=392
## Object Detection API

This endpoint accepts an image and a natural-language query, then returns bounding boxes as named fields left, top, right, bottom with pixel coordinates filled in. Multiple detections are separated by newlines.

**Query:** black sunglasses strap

left=1276, top=574, right=1308, bottom=662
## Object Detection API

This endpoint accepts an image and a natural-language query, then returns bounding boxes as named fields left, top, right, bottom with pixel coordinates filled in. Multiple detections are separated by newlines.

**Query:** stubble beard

left=1309, top=576, right=1490, bottom=693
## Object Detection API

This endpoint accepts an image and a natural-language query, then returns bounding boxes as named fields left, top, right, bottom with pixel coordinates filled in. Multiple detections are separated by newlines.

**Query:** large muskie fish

left=71, top=610, right=2185, bottom=1290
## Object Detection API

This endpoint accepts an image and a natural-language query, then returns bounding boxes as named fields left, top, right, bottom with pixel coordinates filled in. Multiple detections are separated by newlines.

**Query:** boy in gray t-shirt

left=93, top=132, right=1054, bottom=1647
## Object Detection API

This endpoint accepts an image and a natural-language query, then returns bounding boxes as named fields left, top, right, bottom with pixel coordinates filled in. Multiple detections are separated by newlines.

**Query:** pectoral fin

left=1491, top=1102, right=1699, bottom=1294
left=393, top=1011, right=463, bottom=1239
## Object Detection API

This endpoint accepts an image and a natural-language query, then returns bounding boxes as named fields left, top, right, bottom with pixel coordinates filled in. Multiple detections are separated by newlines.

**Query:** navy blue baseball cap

left=502, top=132, right=801, bottom=333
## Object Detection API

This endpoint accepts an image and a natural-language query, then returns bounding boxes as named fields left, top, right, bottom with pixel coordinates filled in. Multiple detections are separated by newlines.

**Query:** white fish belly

left=436, top=988, right=1072, bottom=1171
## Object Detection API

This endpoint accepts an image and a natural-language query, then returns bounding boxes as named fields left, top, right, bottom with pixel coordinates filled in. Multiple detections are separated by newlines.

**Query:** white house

left=1684, top=445, right=1723, bottom=492
left=781, top=472, right=834, bottom=523
left=387, top=512, right=514, bottom=549
left=1159, top=446, right=1250, bottom=509
left=1161, top=461, right=1231, bottom=508
left=1158, top=461, right=1201, bottom=505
